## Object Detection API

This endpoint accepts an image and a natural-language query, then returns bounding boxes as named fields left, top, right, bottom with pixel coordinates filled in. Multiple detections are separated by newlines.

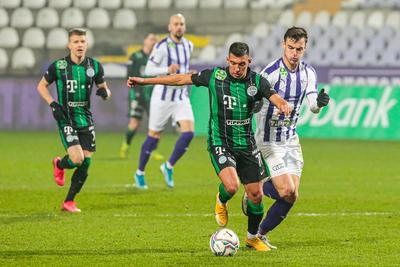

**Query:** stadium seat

left=305, top=49, right=323, bottom=65
left=73, top=0, right=96, bottom=9
left=0, top=8, right=9, bottom=27
left=359, top=27, right=375, bottom=39
left=113, top=9, right=137, bottom=29
left=313, top=11, right=331, bottom=27
left=252, top=22, right=269, bottom=39
left=358, top=49, right=378, bottom=66
left=11, top=47, right=35, bottom=69
left=49, top=0, right=71, bottom=8
left=61, top=8, right=85, bottom=28
left=313, top=36, right=331, bottom=51
left=308, top=25, right=323, bottom=41
left=277, top=10, right=295, bottom=27
left=0, top=27, right=19, bottom=48
left=99, top=0, right=122, bottom=9
left=0, top=48, right=9, bottom=69
left=22, top=27, right=45, bottom=48
left=349, top=36, right=367, bottom=51
left=332, top=37, right=349, bottom=51
left=87, top=8, right=110, bottom=29
left=377, top=25, right=395, bottom=40
left=224, top=0, right=247, bottom=8
left=380, top=50, right=399, bottom=66
left=368, top=37, right=385, bottom=52
left=340, top=26, right=359, bottom=40
left=36, top=8, right=59, bottom=29
left=295, top=11, right=313, bottom=28
left=174, top=0, right=198, bottom=9
left=11, top=8, right=34, bottom=29
left=0, top=0, right=21, bottom=8
left=46, top=28, right=68, bottom=49
left=199, top=0, right=222, bottom=8
left=341, top=0, right=366, bottom=9
left=331, top=11, right=349, bottom=28
left=249, top=0, right=275, bottom=9
left=22, top=0, right=46, bottom=8
left=243, top=35, right=260, bottom=52
left=224, top=32, right=244, bottom=48
left=385, top=11, right=400, bottom=29
left=367, top=11, right=384, bottom=29
left=197, top=45, right=217, bottom=63
left=148, top=0, right=172, bottom=8
left=123, top=0, right=147, bottom=8
left=342, top=49, right=361, bottom=66
left=349, top=10, right=366, bottom=29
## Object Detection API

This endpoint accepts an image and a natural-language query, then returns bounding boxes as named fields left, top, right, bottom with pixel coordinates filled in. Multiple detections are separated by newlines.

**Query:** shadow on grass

left=0, top=248, right=196, bottom=258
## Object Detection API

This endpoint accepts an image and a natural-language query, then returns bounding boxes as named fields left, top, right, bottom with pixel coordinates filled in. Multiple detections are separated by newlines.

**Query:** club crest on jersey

left=168, top=42, right=176, bottom=49
left=247, top=85, right=257, bottom=96
left=86, top=67, right=95, bottom=77
left=57, top=60, right=68, bottom=69
left=215, top=69, right=227, bottom=81
left=279, top=67, right=288, bottom=78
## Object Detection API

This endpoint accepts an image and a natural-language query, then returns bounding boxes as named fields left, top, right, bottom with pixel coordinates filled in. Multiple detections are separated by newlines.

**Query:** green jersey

left=191, top=67, right=276, bottom=150
left=127, top=49, right=153, bottom=102
left=44, top=55, right=105, bottom=128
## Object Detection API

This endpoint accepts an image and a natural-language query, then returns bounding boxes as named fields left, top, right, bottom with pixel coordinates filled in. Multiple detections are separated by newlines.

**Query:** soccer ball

left=209, top=228, right=240, bottom=256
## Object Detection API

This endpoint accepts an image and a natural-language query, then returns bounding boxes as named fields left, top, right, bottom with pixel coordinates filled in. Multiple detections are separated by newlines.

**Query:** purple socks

left=138, top=136, right=159, bottom=171
left=168, top=132, right=194, bottom=166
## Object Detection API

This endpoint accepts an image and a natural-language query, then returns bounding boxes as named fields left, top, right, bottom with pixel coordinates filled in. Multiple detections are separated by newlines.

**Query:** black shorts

left=128, top=89, right=150, bottom=119
left=58, top=124, right=96, bottom=152
left=208, top=146, right=267, bottom=184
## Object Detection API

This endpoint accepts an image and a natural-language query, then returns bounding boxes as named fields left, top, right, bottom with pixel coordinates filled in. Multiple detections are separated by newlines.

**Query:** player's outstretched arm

left=127, top=73, right=193, bottom=88
left=269, top=94, right=291, bottom=116
left=37, top=77, right=55, bottom=105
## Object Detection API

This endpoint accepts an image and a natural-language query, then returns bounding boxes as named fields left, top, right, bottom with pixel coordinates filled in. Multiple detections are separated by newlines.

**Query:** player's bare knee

left=248, top=192, right=263, bottom=204
left=225, top=181, right=239, bottom=195
left=277, top=187, right=295, bottom=200
left=70, top=155, right=84, bottom=166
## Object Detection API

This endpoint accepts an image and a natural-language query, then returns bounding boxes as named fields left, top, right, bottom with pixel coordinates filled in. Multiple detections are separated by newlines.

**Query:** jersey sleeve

left=191, top=69, right=213, bottom=87
left=145, top=43, right=169, bottom=76
left=259, top=75, right=277, bottom=99
left=305, top=66, right=319, bottom=112
left=43, top=63, right=56, bottom=84
left=95, top=61, right=105, bottom=84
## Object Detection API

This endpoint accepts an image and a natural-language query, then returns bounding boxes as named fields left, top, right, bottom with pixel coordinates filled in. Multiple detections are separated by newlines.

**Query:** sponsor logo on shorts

left=226, top=118, right=251, bottom=126
left=272, top=163, right=285, bottom=171
left=68, top=101, right=88, bottom=107
left=66, top=135, right=79, bottom=143
left=227, top=157, right=236, bottom=166
left=218, top=156, right=227, bottom=164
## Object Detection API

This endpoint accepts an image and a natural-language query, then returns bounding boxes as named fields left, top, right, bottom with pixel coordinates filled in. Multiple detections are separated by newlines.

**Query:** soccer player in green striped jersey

left=37, top=28, right=111, bottom=213
left=119, top=33, right=164, bottom=160
left=128, top=42, right=291, bottom=251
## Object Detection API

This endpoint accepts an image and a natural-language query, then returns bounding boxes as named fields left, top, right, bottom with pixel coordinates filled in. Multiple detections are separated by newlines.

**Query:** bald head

left=168, top=13, right=186, bottom=41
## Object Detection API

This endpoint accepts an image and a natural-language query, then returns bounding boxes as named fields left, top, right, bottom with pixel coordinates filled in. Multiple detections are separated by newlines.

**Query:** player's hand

left=96, top=88, right=110, bottom=100
left=127, top=77, right=145, bottom=87
left=168, top=64, right=180, bottom=74
left=317, top=88, right=330, bottom=107
left=49, top=101, right=66, bottom=122
left=277, top=100, right=291, bottom=116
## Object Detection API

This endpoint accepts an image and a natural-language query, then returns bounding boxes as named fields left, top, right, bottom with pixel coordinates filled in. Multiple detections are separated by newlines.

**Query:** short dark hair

left=68, top=28, right=87, bottom=38
left=229, top=42, right=250, bottom=57
left=284, top=27, right=308, bottom=43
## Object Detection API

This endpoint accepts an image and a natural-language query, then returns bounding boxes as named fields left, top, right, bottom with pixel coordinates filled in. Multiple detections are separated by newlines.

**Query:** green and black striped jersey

left=127, top=49, right=153, bottom=102
left=44, top=55, right=105, bottom=128
left=191, top=67, right=276, bottom=150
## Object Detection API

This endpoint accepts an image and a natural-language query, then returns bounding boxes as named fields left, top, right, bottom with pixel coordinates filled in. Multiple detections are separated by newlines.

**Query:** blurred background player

left=128, top=42, right=291, bottom=251
left=37, top=28, right=111, bottom=213
left=132, top=14, right=194, bottom=189
left=243, top=27, right=330, bottom=248
left=119, top=33, right=164, bottom=161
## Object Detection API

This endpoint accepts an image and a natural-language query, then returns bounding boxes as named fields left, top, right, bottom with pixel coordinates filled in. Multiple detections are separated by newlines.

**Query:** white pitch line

left=0, top=212, right=397, bottom=218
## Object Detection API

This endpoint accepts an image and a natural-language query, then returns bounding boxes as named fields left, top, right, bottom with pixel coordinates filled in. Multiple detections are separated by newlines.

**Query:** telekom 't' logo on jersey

left=223, top=95, right=237, bottom=110
left=66, top=80, right=78, bottom=93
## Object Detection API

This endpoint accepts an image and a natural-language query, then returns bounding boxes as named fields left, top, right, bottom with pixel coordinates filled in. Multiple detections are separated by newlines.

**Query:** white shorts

left=257, top=135, right=304, bottom=178
left=148, top=88, right=194, bottom=132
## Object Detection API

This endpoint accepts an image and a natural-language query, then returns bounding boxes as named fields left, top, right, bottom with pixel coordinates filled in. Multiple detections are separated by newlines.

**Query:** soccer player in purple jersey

left=133, top=14, right=194, bottom=189
left=242, top=27, right=330, bottom=248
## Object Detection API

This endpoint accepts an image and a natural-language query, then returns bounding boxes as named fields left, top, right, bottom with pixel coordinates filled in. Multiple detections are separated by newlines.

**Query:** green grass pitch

left=0, top=131, right=399, bottom=266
